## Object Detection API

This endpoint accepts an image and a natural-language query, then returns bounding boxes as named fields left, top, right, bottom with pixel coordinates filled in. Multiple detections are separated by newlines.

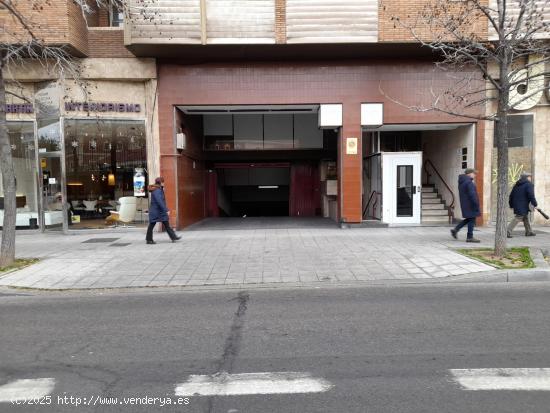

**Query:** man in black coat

left=451, top=168, right=481, bottom=243
left=507, top=172, right=537, bottom=237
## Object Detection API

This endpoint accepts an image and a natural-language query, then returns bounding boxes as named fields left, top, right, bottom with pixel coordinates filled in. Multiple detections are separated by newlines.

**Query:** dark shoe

left=450, top=229, right=457, bottom=239
left=507, top=232, right=512, bottom=238
left=526, top=232, right=536, bottom=237
left=466, top=238, right=481, bottom=243
left=146, top=240, right=156, bottom=245
left=171, top=236, right=181, bottom=243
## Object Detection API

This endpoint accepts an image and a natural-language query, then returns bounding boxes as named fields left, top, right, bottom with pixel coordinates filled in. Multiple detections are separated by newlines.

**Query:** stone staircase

left=421, top=184, right=451, bottom=225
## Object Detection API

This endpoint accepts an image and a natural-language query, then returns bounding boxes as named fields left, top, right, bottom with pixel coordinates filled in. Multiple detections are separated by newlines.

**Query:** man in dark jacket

left=507, top=172, right=537, bottom=237
left=146, top=177, right=181, bottom=244
left=451, top=168, right=481, bottom=243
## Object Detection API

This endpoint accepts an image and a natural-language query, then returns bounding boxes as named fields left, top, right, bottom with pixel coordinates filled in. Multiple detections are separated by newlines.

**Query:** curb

left=444, top=247, right=550, bottom=283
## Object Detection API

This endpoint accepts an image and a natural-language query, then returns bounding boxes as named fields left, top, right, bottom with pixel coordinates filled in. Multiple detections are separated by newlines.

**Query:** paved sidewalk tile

left=1, top=224, right=543, bottom=290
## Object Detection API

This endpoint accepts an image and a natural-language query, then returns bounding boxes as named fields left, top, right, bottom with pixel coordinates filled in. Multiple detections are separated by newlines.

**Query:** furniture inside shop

left=106, top=196, right=137, bottom=227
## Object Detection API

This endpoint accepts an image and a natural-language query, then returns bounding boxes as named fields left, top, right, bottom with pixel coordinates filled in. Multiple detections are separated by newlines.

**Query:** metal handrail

left=363, top=190, right=381, bottom=219
left=423, top=159, right=455, bottom=224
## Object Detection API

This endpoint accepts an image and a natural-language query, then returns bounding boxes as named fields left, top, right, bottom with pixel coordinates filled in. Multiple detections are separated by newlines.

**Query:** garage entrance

left=175, top=104, right=337, bottom=225
left=207, top=162, right=322, bottom=218
left=211, top=163, right=290, bottom=217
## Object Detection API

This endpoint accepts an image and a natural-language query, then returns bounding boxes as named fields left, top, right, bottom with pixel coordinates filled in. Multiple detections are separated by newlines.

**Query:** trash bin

left=29, top=218, right=38, bottom=229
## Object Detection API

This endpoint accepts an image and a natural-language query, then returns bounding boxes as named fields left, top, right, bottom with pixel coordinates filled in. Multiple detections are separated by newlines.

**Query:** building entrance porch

left=363, top=123, right=476, bottom=226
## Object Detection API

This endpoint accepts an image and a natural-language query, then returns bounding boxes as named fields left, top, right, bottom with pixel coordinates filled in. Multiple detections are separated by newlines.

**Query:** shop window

left=490, top=114, right=534, bottom=222
left=493, top=114, right=533, bottom=147
left=0, top=122, right=39, bottom=229
left=64, top=119, right=147, bottom=229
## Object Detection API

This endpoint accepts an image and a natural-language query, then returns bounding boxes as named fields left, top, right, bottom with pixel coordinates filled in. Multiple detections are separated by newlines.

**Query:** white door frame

left=381, top=152, right=422, bottom=225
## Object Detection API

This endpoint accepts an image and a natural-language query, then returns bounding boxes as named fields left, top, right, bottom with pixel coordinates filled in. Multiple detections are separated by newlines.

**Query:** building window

left=110, top=4, right=124, bottom=27
left=493, top=114, right=533, bottom=147
left=0, top=122, right=39, bottom=229
left=64, top=119, right=147, bottom=229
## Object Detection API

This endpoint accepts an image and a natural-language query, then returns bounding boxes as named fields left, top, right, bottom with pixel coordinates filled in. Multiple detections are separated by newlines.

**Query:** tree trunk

left=0, top=68, right=17, bottom=268
left=494, top=61, right=510, bottom=257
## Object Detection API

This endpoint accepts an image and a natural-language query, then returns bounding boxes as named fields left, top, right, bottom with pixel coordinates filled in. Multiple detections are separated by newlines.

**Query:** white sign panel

left=319, top=104, right=342, bottom=129
left=361, top=103, right=384, bottom=127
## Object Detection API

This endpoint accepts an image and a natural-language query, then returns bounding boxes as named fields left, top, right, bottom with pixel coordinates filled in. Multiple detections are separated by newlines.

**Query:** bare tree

left=0, top=0, right=151, bottom=267
left=382, top=0, right=550, bottom=257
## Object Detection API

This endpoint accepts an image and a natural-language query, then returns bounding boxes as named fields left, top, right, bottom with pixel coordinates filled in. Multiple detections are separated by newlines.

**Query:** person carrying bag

left=507, top=172, right=537, bottom=238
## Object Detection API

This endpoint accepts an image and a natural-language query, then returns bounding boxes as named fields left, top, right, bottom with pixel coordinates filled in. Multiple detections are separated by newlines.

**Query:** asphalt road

left=1, top=283, right=550, bottom=412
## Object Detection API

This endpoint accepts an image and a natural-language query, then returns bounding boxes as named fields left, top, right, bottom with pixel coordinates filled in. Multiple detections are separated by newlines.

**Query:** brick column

left=275, top=0, right=287, bottom=44
left=339, top=102, right=363, bottom=223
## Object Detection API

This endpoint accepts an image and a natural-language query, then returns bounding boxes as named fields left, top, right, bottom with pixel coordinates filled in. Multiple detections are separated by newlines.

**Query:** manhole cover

left=110, top=243, right=131, bottom=247
left=82, top=238, right=119, bottom=243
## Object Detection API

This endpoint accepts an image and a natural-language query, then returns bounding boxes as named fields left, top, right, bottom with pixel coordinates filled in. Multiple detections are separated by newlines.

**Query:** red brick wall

left=158, top=60, right=485, bottom=225
left=379, top=0, right=488, bottom=43
left=98, top=8, right=110, bottom=27
left=275, top=0, right=287, bottom=44
left=87, top=29, right=134, bottom=58
left=0, top=0, right=89, bottom=56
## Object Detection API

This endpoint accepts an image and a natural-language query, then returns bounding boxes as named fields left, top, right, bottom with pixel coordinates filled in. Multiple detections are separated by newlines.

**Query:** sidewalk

left=1, top=221, right=548, bottom=290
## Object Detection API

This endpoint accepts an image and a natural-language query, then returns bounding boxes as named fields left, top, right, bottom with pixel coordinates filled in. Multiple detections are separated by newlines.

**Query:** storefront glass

left=64, top=119, right=147, bottom=229
left=0, top=122, right=39, bottom=229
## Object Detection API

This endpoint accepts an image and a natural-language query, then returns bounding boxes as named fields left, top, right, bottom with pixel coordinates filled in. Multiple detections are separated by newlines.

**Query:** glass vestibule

left=0, top=122, right=39, bottom=229
left=63, top=119, right=147, bottom=229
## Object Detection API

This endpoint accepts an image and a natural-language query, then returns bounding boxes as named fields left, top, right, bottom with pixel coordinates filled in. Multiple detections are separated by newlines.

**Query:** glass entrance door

left=39, top=154, right=67, bottom=231
left=37, top=118, right=67, bottom=232
left=382, top=152, right=422, bottom=225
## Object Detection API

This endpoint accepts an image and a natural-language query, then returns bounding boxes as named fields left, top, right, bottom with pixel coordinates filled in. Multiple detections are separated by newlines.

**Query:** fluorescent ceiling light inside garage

left=258, top=186, right=279, bottom=189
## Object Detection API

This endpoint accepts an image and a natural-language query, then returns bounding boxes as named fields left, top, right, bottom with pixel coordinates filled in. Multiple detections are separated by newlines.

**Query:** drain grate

left=82, top=238, right=119, bottom=243
left=110, top=243, right=131, bottom=247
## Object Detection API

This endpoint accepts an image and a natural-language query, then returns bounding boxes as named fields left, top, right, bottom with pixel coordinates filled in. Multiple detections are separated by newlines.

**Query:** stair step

left=422, top=209, right=449, bottom=216
left=422, top=198, right=442, bottom=204
left=422, top=192, right=438, bottom=199
left=422, top=203, right=445, bottom=210
left=422, top=215, right=450, bottom=223
left=421, top=187, right=435, bottom=193
left=358, top=220, right=389, bottom=228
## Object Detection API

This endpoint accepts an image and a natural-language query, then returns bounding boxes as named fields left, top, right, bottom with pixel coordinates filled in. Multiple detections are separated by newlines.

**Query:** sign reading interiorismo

left=0, top=104, right=34, bottom=113
left=64, top=102, right=141, bottom=113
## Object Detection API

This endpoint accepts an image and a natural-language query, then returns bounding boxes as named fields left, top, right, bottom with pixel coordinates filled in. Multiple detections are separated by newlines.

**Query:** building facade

left=1, top=0, right=548, bottom=232
left=0, top=2, right=159, bottom=231
left=126, top=0, right=493, bottom=229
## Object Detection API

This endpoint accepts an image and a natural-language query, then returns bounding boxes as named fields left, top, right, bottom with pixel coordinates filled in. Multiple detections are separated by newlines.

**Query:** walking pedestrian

left=507, top=172, right=537, bottom=238
left=146, top=177, right=181, bottom=244
left=451, top=168, right=481, bottom=243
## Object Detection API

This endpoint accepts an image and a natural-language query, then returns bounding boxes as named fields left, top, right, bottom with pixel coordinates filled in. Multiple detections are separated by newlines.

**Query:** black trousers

left=146, top=221, right=177, bottom=241
left=454, top=217, right=476, bottom=239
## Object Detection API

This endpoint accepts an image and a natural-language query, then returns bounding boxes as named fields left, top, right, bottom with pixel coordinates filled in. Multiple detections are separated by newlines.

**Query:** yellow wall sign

left=346, top=137, right=358, bottom=155
left=40, top=158, right=47, bottom=168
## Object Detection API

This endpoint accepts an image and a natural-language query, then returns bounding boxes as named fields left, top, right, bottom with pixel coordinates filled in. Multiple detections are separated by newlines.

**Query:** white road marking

left=451, top=368, right=550, bottom=391
left=175, top=371, right=333, bottom=396
left=0, top=378, right=55, bottom=402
